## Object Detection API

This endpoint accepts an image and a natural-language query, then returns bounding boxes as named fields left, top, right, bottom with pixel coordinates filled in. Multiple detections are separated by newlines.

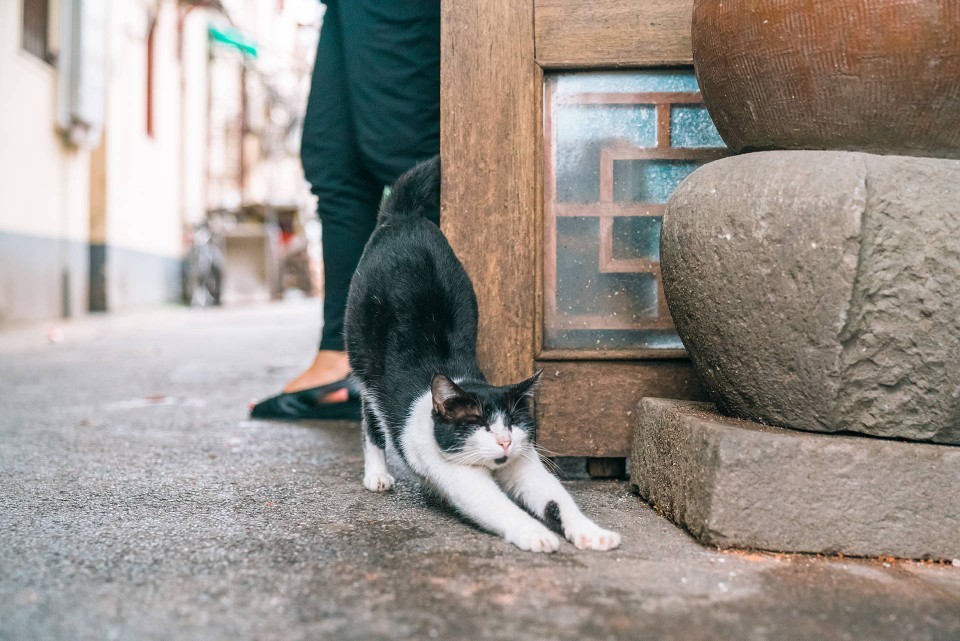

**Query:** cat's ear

left=431, top=374, right=482, bottom=421
left=512, top=369, right=543, bottom=399
left=431, top=374, right=464, bottom=409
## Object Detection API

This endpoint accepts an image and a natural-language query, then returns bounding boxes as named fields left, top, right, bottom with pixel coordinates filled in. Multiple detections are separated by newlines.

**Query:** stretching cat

left=344, top=156, right=620, bottom=553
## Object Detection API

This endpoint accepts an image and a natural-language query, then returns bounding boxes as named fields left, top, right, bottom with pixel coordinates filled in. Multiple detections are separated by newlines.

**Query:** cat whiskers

left=531, top=441, right=559, bottom=457
left=525, top=444, right=564, bottom=477
left=445, top=451, right=488, bottom=467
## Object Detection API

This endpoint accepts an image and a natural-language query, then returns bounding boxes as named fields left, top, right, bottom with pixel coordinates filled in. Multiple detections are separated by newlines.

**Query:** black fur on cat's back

left=344, top=156, right=485, bottom=440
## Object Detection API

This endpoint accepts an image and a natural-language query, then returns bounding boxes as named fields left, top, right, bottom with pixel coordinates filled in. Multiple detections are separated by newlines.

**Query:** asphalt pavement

left=1, top=300, right=958, bottom=641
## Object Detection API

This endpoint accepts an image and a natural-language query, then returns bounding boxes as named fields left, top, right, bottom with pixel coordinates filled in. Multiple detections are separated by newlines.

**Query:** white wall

left=0, top=0, right=91, bottom=321
left=0, top=0, right=91, bottom=244
left=102, top=0, right=182, bottom=260
left=180, top=9, right=210, bottom=227
left=0, top=0, right=317, bottom=320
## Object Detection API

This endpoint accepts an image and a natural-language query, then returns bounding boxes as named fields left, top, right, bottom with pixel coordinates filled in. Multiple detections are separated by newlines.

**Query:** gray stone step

left=631, top=397, right=960, bottom=560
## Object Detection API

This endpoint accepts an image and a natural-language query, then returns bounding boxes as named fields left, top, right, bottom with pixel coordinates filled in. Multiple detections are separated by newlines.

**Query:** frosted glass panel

left=671, top=106, right=726, bottom=148
left=543, top=70, right=728, bottom=353
left=612, top=217, right=661, bottom=261
left=554, top=73, right=700, bottom=94
left=555, top=106, right=656, bottom=203
left=612, top=160, right=701, bottom=204
left=557, top=106, right=657, bottom=151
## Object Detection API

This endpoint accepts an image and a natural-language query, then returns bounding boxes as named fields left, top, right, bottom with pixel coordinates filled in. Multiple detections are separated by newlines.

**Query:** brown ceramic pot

left=692, top=0, right=960, bottom=159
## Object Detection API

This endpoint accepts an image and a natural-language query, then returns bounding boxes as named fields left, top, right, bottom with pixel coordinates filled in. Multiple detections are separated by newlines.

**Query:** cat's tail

left=378, top=155, right=441, bottom=224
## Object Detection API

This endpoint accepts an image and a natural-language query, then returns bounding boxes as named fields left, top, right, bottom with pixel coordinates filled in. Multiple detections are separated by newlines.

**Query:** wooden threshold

left=535, top=359, right=707, bottom=457
left=537, top=348, right=688, bottom=361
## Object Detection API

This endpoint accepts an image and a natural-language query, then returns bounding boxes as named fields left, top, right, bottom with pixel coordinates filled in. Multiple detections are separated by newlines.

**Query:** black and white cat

left=344, top=156, right=620, bottom=553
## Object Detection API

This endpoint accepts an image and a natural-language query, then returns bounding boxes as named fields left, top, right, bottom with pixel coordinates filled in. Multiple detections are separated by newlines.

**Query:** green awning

left=208, top=25, right=258, bottom=58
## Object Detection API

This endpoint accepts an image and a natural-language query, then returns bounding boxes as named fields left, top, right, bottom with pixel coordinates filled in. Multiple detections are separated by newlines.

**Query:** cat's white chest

left=399, top=390, right=444, bottom=477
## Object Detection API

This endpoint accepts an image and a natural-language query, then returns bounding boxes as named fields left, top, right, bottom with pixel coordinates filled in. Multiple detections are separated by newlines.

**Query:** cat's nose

left=496, top=434, right=511, bottom=453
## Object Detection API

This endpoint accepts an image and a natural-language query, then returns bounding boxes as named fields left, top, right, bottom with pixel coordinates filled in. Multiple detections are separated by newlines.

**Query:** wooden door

left=441, top=0, right=720, bottom=460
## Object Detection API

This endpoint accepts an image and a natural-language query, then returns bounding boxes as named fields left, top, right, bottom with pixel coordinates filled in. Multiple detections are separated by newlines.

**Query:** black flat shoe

left=249, top=377, right=362, bottom=421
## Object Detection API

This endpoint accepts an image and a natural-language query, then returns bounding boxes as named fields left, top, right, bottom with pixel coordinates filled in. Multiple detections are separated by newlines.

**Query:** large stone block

left=631, top=398, right=960, bottom=560
left=661, top=150, right=960, bottom=444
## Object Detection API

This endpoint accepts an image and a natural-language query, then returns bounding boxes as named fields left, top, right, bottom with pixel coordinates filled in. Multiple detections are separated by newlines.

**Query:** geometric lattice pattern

left=544, top=71, right=729, bottom=353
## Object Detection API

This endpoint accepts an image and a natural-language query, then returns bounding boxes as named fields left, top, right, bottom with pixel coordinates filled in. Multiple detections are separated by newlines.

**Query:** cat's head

left=430, top=370, right=543, bottom=469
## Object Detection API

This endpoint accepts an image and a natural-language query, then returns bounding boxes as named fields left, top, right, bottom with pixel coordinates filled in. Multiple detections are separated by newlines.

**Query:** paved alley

left=1, top=301, right=958, bottom=641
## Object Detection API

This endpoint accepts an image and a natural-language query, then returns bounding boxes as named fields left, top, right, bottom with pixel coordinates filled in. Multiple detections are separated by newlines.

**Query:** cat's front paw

left=508, top=526, right=561, bottom=553
left=363, top=472, right=395, bottom=492
left=565, top=522, right=621, bottom=551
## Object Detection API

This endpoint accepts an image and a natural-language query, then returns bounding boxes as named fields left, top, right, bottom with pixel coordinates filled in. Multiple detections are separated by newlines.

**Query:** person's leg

left=289, top=0, right=384, bottom=395
left=339, top=0, right=441, bottom=197
left=276, top=0, right=440, bottom=403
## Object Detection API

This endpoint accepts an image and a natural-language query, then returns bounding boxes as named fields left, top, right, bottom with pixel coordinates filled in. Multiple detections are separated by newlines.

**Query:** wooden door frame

left=441, top=0, right=705, bottom=458
left=440, top=0, right=540, bottom=387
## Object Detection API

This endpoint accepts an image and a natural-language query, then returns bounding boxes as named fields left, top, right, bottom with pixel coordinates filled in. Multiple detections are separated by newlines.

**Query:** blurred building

left=0, top=0, right=320, bottom=322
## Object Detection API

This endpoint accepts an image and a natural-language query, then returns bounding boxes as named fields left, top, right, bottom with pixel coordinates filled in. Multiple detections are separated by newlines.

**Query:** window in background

left=22, top=0, right=51, bottom=62
left=146, top=14, right=157, bottom=137
left=543, top=70, right=728, bottom=355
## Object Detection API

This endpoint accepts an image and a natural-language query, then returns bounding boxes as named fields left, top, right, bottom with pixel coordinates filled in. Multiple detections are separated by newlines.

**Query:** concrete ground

left=1, top=300, right=959, bottom=641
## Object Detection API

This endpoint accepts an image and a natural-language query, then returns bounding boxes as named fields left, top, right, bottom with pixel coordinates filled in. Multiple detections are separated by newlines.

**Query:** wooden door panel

left=536, top=0, right=694, bottom=69
left=440, top=1, right=539, bottom=385
left=442, top=0, right=708, bottom=458
left=535, top=360, right=706, bottom=457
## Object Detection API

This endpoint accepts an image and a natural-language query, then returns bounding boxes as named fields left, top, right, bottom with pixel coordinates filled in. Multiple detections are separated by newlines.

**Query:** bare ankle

left=283, top=350, right=351, bottom=393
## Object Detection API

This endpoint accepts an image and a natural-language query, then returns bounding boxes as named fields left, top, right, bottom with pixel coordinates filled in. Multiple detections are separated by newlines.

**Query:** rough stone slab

left=631, top=397, right=960, bottom=560
left=661, top=150, right=960, bottom=444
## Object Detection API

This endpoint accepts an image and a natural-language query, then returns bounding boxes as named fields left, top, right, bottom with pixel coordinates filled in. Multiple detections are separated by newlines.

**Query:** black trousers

left=301, top=0, right=440, bottom=351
